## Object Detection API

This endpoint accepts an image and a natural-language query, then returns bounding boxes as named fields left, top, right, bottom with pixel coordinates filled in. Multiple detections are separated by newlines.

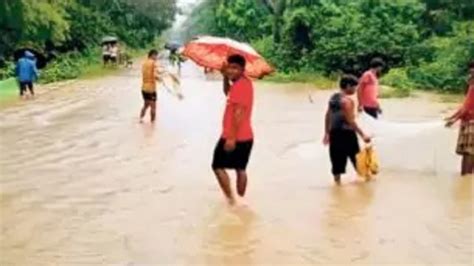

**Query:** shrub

left=381, top=68, right=413, bottom=97
left=406, top=22, right=474, bottom=92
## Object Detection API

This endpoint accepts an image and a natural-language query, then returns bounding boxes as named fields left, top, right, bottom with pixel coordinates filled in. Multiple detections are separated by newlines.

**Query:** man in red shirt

left=212, top=54, right=254, bottom=205
left=358, top=58, right=385, bottom=118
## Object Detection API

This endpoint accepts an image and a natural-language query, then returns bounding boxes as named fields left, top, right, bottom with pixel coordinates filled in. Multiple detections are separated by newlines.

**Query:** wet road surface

left=0, top=63, right=472, bottom=265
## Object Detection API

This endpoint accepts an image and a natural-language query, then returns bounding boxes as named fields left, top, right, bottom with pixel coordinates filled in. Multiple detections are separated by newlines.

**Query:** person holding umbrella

left=211, top=54, right=254, bottom=205
left=15, top=51, right=39, bottom=99
left=182, top=36, right=273, bottom=205
left=102, top=43, right=111, bottom=66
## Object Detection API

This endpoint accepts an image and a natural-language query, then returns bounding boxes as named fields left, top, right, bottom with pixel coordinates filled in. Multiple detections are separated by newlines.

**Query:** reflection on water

left=204, top=205, right=258, bottom=266
left=0, top=63, right=472, bottom=265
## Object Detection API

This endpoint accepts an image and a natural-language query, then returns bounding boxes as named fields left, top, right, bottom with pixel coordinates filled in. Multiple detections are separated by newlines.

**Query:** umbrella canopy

left=101, top=36, right=118, bottom=45
left=182, top=36, right=274, bottom=79
left=13, top=48, right=47, bottom=69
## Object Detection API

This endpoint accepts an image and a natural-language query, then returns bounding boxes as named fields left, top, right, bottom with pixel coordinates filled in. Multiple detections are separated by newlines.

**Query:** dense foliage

left=0, top=0, right=177, bottom=68
left=186, top=0, right=474, bottom=92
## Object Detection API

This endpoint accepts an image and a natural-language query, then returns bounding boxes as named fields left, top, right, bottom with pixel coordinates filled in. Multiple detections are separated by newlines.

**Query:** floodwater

left=0, top=62, right=472, bottom=265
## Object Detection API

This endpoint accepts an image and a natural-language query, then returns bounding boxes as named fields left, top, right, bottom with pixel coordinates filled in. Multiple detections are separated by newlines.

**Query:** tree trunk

left=273, top=0, right=286, bottom=43
left=259, top=0, right=286, bottom=43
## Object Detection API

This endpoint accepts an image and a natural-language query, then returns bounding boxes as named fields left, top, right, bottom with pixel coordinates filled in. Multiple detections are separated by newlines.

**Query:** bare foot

left=227, top=196, right=236, bottom=206
left=237, top=198, right=249, bottom=208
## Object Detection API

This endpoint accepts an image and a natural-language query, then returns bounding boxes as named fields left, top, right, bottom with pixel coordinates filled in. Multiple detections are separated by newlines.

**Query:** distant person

left=102, top=44, right=111, bottom=66
left=324, top=75, right=371, bottom=185
left=212, top=54, right=254, bottom=205
left=15, top=51, right=39, bottom=99
left=358, top=58, right=385, bottom=118
left=120, top=46, right=133, bottom=68
left=110, top=44, right=119, bottom=65
left=169, top=49, right=182, bottom=76
left=445, top=61, right=474, bottom=176
left=140, top=49, right=159, bottom=123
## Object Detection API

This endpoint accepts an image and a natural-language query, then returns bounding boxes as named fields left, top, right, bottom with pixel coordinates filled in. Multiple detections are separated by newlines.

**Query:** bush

left=381, top=68, right=413, bottom=97
left=0, top=61, right=15, bottom=80
left=278, top=0, right=425, bottom=74
left=406, top=22, right=474, bottom=92
left=40, top=49, right=101, bottom=83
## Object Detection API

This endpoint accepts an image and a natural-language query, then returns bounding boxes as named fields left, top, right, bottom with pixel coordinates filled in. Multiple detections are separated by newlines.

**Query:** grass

left=80, top=63, right=123, bottom=79
left=379, top=85, right=412, bottom=98
left=265, top=72, right=337, bottom=89
left=437, top=92, right=464, bottom=103
left=0, top=78, right=19, bottom=104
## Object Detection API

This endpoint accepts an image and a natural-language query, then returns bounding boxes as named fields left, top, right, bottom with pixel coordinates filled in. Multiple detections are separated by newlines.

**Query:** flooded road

left=0, top=63, right=472, bottom=265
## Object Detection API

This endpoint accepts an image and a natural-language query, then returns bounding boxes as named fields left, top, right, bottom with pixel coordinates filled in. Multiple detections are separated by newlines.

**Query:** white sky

left=174, top=0, right=201, bottom=28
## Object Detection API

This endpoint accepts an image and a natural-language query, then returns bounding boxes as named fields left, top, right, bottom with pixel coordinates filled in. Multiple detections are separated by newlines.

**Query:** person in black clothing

left=324, top=75, right=371, bottom=184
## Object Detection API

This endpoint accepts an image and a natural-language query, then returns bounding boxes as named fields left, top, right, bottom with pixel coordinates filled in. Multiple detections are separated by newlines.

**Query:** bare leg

left=236, top=170, right=248, bottom=197
left=140, top=101, right=149, bottom=122
left=150, top=101, right=156, bottom=123
left=213, top=169, right=235, bottom=205
left=333, top=175, right=342, bottom=185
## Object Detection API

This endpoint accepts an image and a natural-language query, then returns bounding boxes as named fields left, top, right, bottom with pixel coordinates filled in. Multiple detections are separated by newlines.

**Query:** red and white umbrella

left=182, top=36, right=274, bottom=78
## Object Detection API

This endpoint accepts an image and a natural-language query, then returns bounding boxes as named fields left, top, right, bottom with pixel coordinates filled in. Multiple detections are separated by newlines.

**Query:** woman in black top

left=324, top=75, right=371, bottom=184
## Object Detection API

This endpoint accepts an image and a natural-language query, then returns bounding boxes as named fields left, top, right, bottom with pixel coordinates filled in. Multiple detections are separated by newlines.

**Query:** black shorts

left=103, top=55, right=110, bottom=63
left=329, top=130, right=360, bottom=175
left=364, top=107, right=380, bottom=119
left=212, top=138, right=253, bottom=170
left=19, top=81, right=33, bottom=95
left=142, top=91, right=157, bottom=101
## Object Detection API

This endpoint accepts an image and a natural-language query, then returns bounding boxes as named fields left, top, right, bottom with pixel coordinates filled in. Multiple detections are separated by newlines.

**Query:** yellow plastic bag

left=356, top=145, right=379, bottom=181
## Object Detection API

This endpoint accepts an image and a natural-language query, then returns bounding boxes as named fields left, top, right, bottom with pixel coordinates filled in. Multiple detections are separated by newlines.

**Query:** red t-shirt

left=222, top=76, right=254, bottom=141
left=359, top=70, right=379, bottom=108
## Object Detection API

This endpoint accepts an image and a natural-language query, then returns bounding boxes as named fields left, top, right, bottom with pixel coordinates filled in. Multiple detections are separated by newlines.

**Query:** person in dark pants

left=358, top=58, right=385, bottom=118
left=324, top=75, right=371, bottom=185
left=15, top=51, right=39, bottom=99
left=212, top=54, right=254, bottom=205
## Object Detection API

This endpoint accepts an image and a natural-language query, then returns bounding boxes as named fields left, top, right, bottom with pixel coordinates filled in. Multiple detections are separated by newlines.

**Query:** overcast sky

left=174, top=0, right=201, bottom=28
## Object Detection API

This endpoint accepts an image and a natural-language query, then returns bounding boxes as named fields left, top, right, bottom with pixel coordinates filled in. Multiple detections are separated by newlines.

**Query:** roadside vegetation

left=184, top=0, right=474, bottom=97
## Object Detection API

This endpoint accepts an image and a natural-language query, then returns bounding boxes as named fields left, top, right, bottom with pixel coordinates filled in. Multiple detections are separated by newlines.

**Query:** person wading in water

left=324, top=75, right=372, bottom=184
left=140, top=49, right=160, bottom=123
left=358, top=58, right=385, bottom=119
left=445, top=61, right=474, bottom=176
left=212, top=55, right=254, bottom=205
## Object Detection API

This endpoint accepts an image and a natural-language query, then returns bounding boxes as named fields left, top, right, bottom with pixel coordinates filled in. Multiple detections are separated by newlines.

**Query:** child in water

left=324, top=75, right=371, bottom=184
left=446, top=61, right=474, bottom=176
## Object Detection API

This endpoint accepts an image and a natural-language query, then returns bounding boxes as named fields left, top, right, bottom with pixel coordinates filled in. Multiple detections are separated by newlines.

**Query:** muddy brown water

left=0, top=63, right=472, bottom=265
